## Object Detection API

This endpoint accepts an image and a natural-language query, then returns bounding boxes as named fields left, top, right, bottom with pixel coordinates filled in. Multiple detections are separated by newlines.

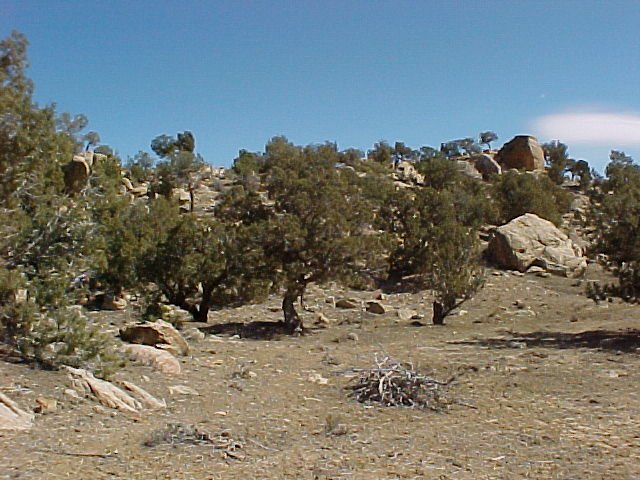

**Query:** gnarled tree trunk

left=432, top=300, right=446, bottom=325
left=282, top=286, right=304, bottom=334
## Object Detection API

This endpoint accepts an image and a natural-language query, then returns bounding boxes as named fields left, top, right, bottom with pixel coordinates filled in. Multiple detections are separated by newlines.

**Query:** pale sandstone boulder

left=120, top=319, right=190, bottom=356
left=487, top=213, right=586, bottom=277
left=123, top=344, right=181, bottom=375
left=0, top=393, right=34, bottom=431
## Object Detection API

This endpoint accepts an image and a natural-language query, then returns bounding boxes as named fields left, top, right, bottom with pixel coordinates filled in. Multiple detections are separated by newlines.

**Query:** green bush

left=588, top=152, right=640, bottom=302
left=492, top=171, right=571, bottom=226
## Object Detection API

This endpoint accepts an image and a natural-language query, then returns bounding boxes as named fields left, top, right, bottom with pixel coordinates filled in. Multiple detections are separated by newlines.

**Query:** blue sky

left=2, top=0, right=640, bottom=171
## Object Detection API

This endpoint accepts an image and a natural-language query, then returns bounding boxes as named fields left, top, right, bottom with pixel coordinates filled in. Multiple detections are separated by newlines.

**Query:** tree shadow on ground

left=452, top=329, right=640, bottom=353
left=200, top=321, right=309, bottom=340
left=377, top=275, right=427, bottom=295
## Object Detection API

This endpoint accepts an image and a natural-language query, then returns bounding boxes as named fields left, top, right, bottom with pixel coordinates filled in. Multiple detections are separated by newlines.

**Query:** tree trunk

left=188, top=182, right=195, bottom=213
left=282, top=288, right=303, bottom=334
left=432, top=300, right=446, bottom=325
left=194, top=286, right=212, bottom=323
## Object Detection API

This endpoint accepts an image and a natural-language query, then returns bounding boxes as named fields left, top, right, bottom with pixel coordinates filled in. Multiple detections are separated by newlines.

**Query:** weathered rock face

left=487, top=213, right=586, bottom=277
left=495, top=136, right=545, bottom=171
left=120, top=320, right=190, bottom=356
left=471, top=153, right=502, bottom=180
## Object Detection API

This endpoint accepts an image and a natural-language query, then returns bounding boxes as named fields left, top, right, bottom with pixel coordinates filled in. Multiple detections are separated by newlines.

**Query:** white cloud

left=532, top=109, right=640, bottom=146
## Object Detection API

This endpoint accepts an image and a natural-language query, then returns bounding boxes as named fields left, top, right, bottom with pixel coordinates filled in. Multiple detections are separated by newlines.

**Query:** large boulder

left=495, top=136, right=545, bottom=171
left=120, top=320, right=190, bottom=356
left=487, top=213, right=586, bottom=277
left=471, top=153, right=502, bottom=180
left=63, top=155, right=91, bottom=194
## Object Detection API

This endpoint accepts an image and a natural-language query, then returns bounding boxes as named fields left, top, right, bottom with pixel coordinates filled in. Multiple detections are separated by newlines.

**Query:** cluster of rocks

left=455, top=135, right=546, bottom=181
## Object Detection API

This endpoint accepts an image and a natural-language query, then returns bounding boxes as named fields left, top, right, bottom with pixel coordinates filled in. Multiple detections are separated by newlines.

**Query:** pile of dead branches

left=345, top=354, right=452, bottom=411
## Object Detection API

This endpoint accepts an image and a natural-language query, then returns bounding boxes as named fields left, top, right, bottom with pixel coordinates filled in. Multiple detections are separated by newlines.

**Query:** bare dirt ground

left=2, top=265, right=640, bottom=480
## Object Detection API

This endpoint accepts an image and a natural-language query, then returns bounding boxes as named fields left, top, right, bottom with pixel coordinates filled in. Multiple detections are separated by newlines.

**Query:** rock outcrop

left=487, top=213, right=586, bottom=277
left=495, top=136, right=545, bottom=171
left=66, top=367, right=165, bottom=412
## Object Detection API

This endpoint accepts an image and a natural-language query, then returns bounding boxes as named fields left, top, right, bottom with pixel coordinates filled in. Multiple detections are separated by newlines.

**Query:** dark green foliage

left=384, top=186, right=484, bottom=323
left=570, top=159, right=592, bottom=191
left=492, top=171, right=571, bottom=226
left=368, top=140, right=394, bottom=165
left=479, top=131, right=498, bottom=150
left=543, top=140, right=572, bottom=185
left=0, top=31, right=120, bottom=373
left=151, top=131, right=204, bottom=207
left=141, top=211, right=270, bottom=322
left=232, top=149, right=263, bottom=176
left=127, top=151, right=154, bottom=182
left=589, top=151, right=640, bottom=302
left=224, top=138, right=381, bottom=332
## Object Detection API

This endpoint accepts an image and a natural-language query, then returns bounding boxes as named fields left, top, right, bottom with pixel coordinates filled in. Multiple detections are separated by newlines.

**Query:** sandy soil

left=1, top=266, right=640, bottom=480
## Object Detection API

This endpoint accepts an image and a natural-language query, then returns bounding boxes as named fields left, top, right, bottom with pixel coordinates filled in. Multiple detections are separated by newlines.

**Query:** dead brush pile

left=345, top=354, right=453, bottom=411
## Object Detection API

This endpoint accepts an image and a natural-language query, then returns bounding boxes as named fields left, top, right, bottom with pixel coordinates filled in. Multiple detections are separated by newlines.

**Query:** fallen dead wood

left=342, top=354, right=453, bottom=411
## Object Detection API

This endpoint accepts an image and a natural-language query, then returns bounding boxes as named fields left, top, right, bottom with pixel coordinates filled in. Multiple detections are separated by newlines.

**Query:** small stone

left=537, top=272, right=551, bottom=278
left=366, top=301, right=387, bottom=315
left=63, top=389, right=80, bottom=400
left=307, top=373, right=329, bottom=385
left=102, top=294, right=127, bottom=311
left=181, top=327, right=205, bottom=342
left=315, top=313, right=332, bottom=326
left=527, top=266, right=545, bottom=274
left=346, top=332, right=359, bottom=342
left=511, top=271, right=525, bottom=277
left=397, top=308, right=417, bottom=321
left=335, top=298, right=359, bottom=309
left=169, top=385, right=200, bottom=396
left=34, top=397, right=57, bottom=415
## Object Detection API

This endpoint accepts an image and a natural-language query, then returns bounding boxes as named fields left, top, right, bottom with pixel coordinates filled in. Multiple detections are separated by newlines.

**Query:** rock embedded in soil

left=120, top=319, right=190, bottom=356
left=123, top=344, right=182, bottom=375
left=0, top=393, right=34, bottom=431
left=366, top=301, right=388, bottom=315
left=335, top=298, right=359, bottom=309
left=397, top=308, right=418, bottom=321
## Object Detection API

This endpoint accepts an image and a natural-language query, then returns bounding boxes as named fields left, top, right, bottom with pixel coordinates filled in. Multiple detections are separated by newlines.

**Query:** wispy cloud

left=532, top=109, right=640, bottom=146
